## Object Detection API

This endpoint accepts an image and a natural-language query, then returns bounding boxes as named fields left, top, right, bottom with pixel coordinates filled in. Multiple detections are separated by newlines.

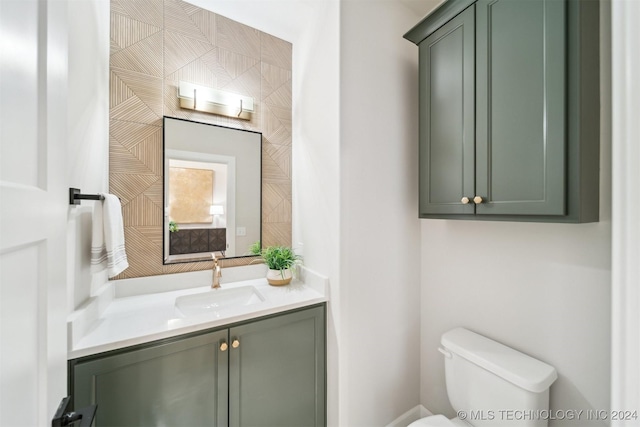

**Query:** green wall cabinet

left=69, top=305, right=326, bottom=427
left=405, top=0, right=600, bottom=223
left=417, top=4, right=476, bottom=215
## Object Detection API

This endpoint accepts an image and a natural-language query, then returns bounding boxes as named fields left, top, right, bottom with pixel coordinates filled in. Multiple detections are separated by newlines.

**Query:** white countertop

left=68, top=265, right=328, bottom=360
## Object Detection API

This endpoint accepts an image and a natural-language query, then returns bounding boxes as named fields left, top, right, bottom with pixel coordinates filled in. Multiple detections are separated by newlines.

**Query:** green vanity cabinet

left=405, top=0, right=600, bottom=223
left=69, top=305, right=326, bottom=427
left=229, top=306, right=326, bottom=427
left=71, top=329, right=229, bottom=426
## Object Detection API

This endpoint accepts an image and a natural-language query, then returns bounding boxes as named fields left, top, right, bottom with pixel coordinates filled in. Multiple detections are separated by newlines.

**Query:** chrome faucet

left=211, top=253, right=222, bottom=289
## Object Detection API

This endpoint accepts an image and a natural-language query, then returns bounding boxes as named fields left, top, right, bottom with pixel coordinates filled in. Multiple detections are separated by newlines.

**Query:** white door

left=0, top=0, right=69, bottom=425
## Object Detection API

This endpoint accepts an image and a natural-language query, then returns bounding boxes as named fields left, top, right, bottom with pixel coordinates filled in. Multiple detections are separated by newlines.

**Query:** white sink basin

left=175, top=286, right=265, bottom=317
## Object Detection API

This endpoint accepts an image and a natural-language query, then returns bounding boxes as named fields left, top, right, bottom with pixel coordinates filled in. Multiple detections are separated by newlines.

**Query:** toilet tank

left=441, top=328, right=558, bottom=427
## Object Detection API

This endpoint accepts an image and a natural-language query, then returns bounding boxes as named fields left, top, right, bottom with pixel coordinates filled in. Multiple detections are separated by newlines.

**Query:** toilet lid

left=408, top=415, right=456, bottom=427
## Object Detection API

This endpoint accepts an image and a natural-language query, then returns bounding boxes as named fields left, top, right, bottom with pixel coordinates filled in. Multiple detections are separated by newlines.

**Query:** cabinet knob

left=461, top=196, right=470, bottom=205
left=473, top=196, right=484, bottom=204
left=232, top=339, right=240, bottom=349
left=220, top=342, right=228, bottom=352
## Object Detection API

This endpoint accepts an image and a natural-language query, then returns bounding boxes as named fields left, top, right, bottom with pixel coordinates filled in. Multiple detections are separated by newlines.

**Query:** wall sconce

left=210, top=205, right=224, bottom=227
left=178, top=81, right=254, bottom=120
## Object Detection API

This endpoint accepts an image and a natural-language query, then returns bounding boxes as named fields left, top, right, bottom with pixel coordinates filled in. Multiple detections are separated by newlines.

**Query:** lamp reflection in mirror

left=210, top=205, right=224, bottom=227
left=178, top=81, right=254, bottom=120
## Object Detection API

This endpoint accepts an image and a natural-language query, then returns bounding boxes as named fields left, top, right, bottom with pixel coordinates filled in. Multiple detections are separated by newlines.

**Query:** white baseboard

left=386, top=405, right=433, bottom=427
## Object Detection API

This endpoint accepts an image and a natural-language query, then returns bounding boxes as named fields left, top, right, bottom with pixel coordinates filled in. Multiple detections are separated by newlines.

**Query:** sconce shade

left=178, top=81, right=254, bottom=120
left=210, top=205, right=224, bottom=215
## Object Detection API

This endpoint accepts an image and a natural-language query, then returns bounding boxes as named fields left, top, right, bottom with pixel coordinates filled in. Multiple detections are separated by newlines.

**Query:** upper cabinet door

left=475, top=0, right=567, bottom=215
left=418, top=5, right=475, bottom=216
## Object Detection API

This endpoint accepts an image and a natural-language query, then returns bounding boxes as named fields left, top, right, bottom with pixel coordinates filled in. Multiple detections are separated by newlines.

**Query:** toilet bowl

left=409, top=328, right=557, bottom=427
left=409, top=414, right=469, bottom=427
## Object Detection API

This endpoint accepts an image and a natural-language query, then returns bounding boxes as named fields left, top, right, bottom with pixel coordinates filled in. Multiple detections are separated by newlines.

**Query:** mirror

left=163, top=116, right=261, bottom=264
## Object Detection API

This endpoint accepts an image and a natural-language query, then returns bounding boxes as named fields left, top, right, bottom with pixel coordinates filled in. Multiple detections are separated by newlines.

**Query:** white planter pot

left=266, top=268, right=293, bottom=286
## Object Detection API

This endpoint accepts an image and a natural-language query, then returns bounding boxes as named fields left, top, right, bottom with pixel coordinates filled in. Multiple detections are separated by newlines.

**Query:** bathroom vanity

left=67, top=267, right=327, bottom=426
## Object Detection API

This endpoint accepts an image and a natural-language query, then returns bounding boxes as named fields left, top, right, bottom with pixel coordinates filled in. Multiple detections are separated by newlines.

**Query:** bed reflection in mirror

left=163, top=117, right=261, bottom=264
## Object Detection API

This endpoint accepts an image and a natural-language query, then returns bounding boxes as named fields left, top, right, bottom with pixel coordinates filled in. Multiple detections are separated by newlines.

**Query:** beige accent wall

left=109, top=0, right=292, bottom=278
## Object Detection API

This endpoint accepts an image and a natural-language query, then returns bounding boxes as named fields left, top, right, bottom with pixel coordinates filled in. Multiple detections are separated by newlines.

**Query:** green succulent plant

left=248, top=241, right=261, bottom=255
left=260, top=245, right=302, bottom=271
left=169, top=220, right=179, bottom=232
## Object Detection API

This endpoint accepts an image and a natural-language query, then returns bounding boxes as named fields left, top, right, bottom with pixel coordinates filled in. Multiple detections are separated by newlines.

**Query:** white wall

left=290, top=3, right=342, bottom=425
left=338, top=1, right=422, bottom=425
left=66, top=0, right=110, bottom=310
left=419, top=3, right=612, bottom=425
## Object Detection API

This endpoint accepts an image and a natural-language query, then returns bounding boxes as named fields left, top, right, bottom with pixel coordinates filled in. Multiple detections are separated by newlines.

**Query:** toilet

left=410, top=327, right=558, bottom=427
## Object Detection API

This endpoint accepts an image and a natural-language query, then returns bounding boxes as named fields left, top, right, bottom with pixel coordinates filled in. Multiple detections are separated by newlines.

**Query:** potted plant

left=248, top=241, right=261, bottom=256
left=260, top=245, right=302, bottom=286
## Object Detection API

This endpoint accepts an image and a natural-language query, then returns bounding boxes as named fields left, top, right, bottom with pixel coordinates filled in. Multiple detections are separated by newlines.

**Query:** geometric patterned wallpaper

left=109, top=0, right=292, bottom=279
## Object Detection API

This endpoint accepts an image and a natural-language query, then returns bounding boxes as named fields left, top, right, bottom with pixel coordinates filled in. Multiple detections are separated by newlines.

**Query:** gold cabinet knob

left=461, top=196, right=470, bottom=205
left=220, top=342, right=228, bottom=352
left=232, top=339, right=240, bottom=349
left=473, top=196, right=484, bottom=204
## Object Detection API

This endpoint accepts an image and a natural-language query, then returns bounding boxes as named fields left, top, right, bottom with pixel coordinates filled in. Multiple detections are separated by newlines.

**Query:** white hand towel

left=90, top=194, right=129, bottom=278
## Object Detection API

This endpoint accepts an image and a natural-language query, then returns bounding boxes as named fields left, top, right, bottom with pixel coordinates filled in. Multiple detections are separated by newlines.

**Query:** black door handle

left=52, top=396, right=97, bottom=427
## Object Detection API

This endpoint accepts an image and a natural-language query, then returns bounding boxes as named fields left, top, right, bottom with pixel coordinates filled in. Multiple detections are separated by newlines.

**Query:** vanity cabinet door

left=72, top=329, right=229, bottom=427
left=418, top=4, right=475, bottom=216
left=228, top=306, right=326, bottom=427
left=475, top=0, right=566, bottom=216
